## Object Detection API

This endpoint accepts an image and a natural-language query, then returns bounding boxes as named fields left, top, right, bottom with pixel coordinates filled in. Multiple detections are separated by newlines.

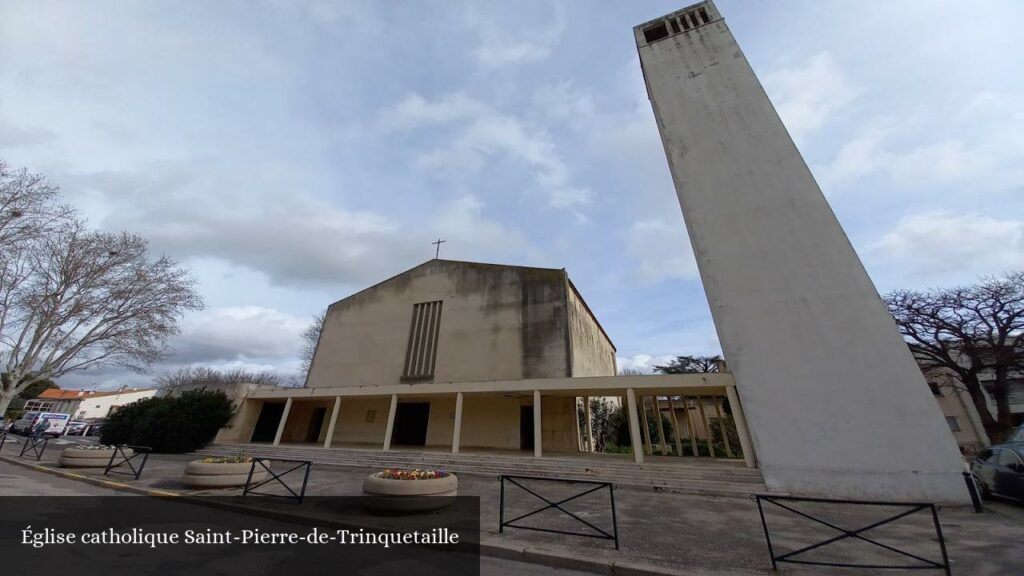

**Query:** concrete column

left=573, top=397, right=584, bottom=452
left=654, top=396, right=668, bottom=455
left=696, top=397, right=715, bottom=458
left=272, top=397, right=293, bottom=446
left=726, top=385, right=756, bottom=468
left=714, top=398, right=735, bottom=458
left=640, top=395, right=652, bottom=455
left=452, top=392, right=464, bottom=454
left=585, top=396, right=595, bottom=453
left=668, top=396, right=683, bottom=456
left=382, top=394, right=398, bottom=451
left=323, top=396, right=341, bottom=449
left=533, top=390, right=542, bottom=458
left=626, top=388, right=644, bottom=464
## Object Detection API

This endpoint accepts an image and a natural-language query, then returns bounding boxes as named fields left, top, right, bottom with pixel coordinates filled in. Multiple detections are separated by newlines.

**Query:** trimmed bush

left=100, top=390, right=232, bottom=453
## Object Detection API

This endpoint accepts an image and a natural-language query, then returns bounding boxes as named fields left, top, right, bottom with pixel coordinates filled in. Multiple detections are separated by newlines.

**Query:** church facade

left=217, top=259, right=753, bottom=465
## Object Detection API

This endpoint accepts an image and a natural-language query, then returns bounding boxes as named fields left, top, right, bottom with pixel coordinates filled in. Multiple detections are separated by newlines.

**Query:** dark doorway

left=305, top=407, right=327, bottom=443
left=392, top=402, right=430, bottom=446
left=520, top=405, right=534, bottom=451
left=251, top=402, right=285, bottom=443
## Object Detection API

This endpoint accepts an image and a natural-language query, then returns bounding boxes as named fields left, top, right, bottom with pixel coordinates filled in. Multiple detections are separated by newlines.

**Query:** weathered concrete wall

left=924, top=369, right=988, bottom=455
left=281, top=399, right=333, bottom=443
left=541, top=396, right=578, bottom=452
left=424, top=397, right=456, bottom=447
left=461, top=396, right=524, bottom=450
left=333, top=397, right=391, bottom=445
left=566, top=281, right=617, bottom=377
left=635, top=1, right=968, bottom=502
left=307, top=260, right=571, bottom=388
left=214, top=399, right=262, bottom=443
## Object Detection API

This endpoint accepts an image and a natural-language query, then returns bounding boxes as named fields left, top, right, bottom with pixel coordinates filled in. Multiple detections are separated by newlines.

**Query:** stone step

left=197, top=444, right=769, bottom=496
left=202, top=443, right=762, bottom=474
left=198, top=446, right=762, bottom=480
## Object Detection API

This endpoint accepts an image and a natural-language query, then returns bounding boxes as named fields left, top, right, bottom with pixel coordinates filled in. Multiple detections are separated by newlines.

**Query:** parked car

left=9, top=411, right=41, bottom=435
left=85, top=422, right=103, bottom=437
left=1007, top=424, right=1024, bottom=443
left=64, top=421, right=90, bottom=436
left=971, top=443, right=1024, bottom=503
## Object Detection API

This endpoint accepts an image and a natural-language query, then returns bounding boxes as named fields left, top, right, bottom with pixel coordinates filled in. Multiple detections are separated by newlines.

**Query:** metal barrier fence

left=242, top=458, right=312, bottom=504
left=19, top=435, right=50, bottom=461
left=104, top=445, right=151, bottom=480
left=0, top=430, right=9, bottom=451
left=499, top=475, right=619, bottom=550
left=753, top=494, right=951, bottom=575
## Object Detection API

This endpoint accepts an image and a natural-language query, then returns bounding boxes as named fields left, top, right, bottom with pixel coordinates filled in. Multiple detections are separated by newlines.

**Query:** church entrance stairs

left=196, top=443, right=770, bottom=497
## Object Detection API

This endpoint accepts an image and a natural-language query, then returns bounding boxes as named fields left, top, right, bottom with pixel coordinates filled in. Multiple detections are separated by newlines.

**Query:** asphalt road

left=0, top=459, right=598, bottom=576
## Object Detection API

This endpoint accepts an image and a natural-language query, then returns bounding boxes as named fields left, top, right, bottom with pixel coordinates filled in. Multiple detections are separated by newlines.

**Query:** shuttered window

left=402, top=301, right=443, bottom=380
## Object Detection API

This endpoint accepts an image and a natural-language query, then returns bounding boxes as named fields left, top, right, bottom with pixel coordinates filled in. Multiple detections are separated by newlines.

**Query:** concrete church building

left=212, top=1, right=971, bottom=504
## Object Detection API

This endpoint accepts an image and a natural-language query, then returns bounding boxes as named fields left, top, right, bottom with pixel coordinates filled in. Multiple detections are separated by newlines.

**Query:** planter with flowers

left=181, top=454, right=268, bottom=488
left=362, top=469, right=458, bottom=513
left=59, top=445, right=131, bottom=468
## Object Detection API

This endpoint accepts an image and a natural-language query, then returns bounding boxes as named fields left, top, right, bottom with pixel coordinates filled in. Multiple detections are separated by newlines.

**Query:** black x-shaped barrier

left=104, top=445, right=151, bottom=480
left=0, top=430, right=9, bottom=452
left=19, top=435, right=50, bottom=461
left=242, top=458, right=312, bottom=504
left=499, top=475, right=619, bottom=550
left=753, top=494, right=951, bottom=575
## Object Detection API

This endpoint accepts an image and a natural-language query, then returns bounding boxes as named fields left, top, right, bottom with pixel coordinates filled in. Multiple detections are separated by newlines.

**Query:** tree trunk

left=990, top=367, right=1015, bottom=442
left=0, top=390, right=15, bottom=419
left=961, top=372, right=999, bottom=437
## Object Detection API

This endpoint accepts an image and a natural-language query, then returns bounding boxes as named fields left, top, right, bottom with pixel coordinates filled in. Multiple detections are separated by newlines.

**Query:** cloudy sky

left=2, top=0, right=1022, bottom=389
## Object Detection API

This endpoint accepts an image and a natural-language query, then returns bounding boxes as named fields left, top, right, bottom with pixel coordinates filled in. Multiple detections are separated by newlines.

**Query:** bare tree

left=653, top=355, right=722, bottom=374
left=0, top=164, right=203, bottom=416
left=297, top=310, right=325, bottom=386
left=156, top=366, right=284, bottom=395
left=0, top=161, right=74, bottom=249
left=885, top=271, right=1024, bottom=441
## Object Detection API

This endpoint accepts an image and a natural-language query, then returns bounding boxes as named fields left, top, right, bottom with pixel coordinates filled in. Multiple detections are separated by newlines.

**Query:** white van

left=11, top=411, right=70, bottom=437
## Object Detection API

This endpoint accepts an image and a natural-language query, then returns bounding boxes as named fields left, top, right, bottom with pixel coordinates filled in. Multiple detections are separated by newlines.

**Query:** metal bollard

left=962, top=471, right=983, bottom=513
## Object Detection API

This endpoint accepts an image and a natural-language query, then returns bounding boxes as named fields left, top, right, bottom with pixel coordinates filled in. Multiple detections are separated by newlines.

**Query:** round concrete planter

left=58, top=446, right=132, bottom=468
left=362, top=472, right=458, bottom=514
left=181, top=459, right=268, bottom=488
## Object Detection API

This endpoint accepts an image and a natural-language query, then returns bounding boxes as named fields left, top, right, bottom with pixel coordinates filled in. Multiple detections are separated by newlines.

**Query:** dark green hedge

left=100, top=389, right=233, bottom=453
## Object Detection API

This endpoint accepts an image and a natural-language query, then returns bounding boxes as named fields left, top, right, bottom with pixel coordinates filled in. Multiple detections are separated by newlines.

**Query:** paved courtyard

left=1, top=438, right=1022, bottom=575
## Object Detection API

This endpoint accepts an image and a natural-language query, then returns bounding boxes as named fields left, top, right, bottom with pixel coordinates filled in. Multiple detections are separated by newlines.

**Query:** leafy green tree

left=653, top=355, right=722, bottom=374
left=101, top=390, right=232, bottom=453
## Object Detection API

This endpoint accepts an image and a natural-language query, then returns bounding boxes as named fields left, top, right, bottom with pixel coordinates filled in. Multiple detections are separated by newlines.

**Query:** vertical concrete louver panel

left=403, top=301, right=443, bottom=380
left=634, top=1, right=968, bottom=502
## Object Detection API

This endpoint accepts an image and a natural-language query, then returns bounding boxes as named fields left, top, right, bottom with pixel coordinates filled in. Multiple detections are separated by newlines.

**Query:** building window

left=642, top=22, right=669, bottom=43
left=945, top=416, right=961, bottom=432
left=928, top=382, right=942, bottom=396
left=402, top=300, right=443, bottom=380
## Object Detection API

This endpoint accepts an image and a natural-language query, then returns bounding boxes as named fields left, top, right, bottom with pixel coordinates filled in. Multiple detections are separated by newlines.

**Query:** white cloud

left=71, top=164, right=430, bottom=288
left=173, top=306, right=310, bottom=363
left=384, top=93, right=486, bottom=131
left=627, top=219, right=700, bottom=284
left=763, top=52, right=858, bottom=142
left=387, top=93, right=592, bottom=214
left=616, top=354, right=675, bottom=374
left=818, top=91, right=1024, bottom=193
left=466, top=5, right=565, bottom=68
left=431, top=195, right=530, bottom=261
left=533, top=81, right=595, bottom=121
left=868, top=211, right=1024, bottom=283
